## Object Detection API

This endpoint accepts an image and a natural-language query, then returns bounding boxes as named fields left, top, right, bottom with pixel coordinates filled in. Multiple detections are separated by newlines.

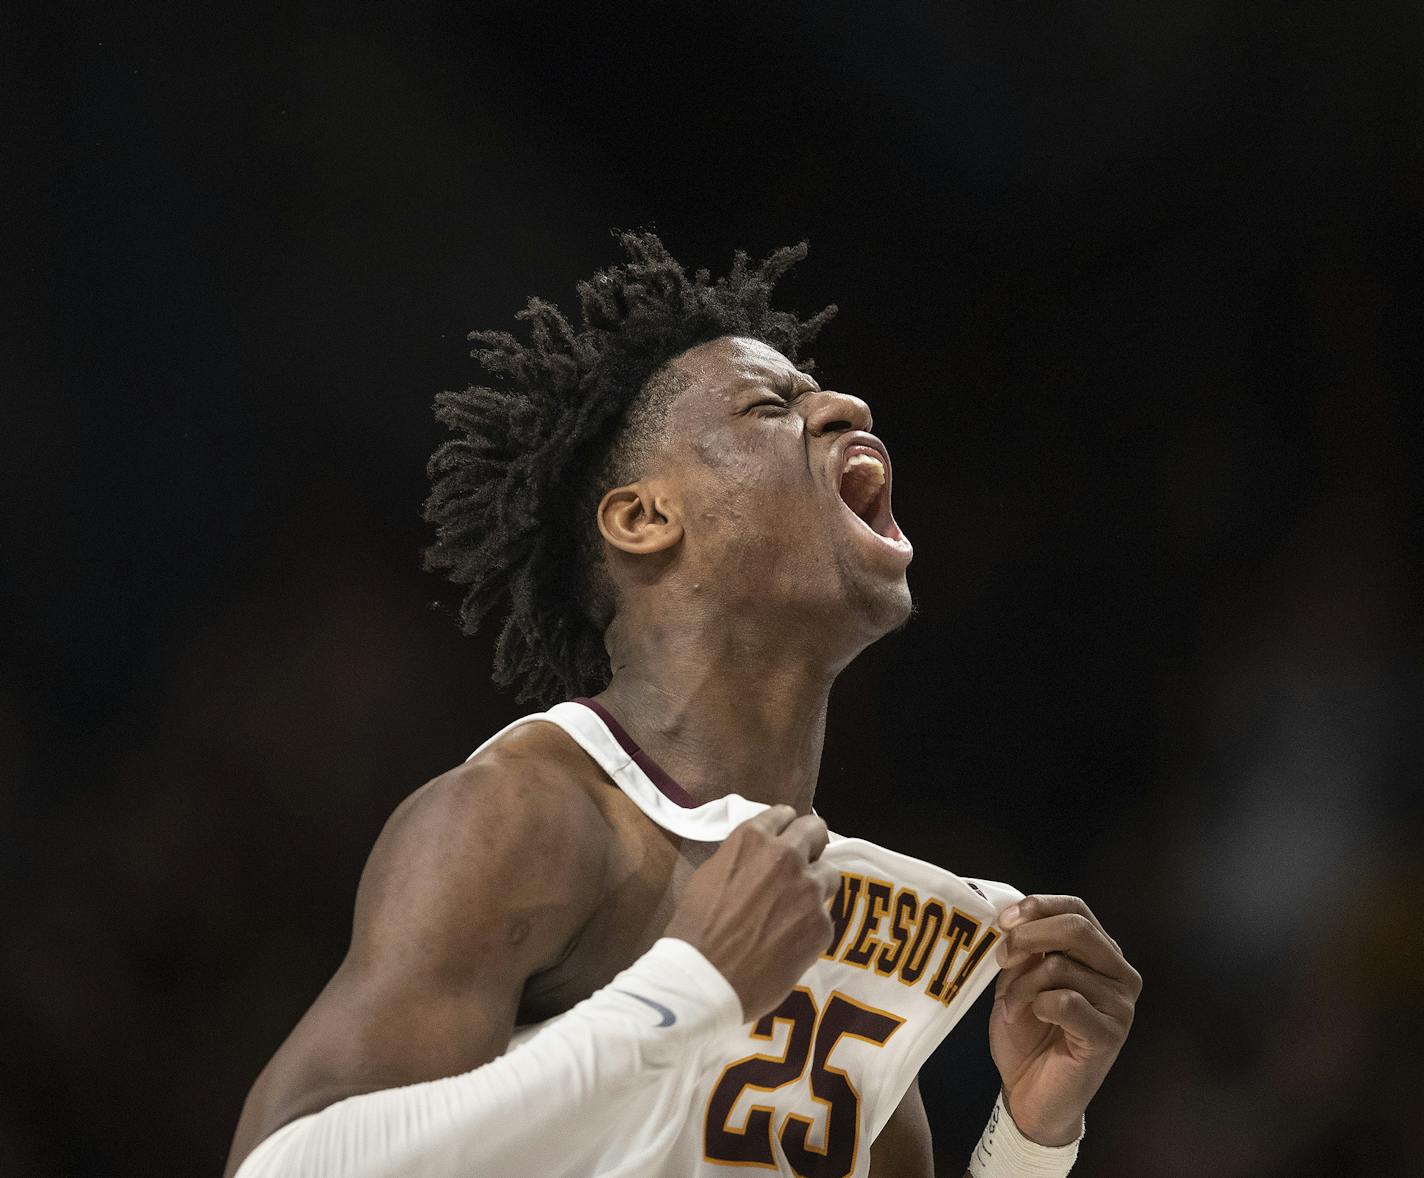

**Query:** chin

left=838, top=567, right=914, bottom=648
left=871, top=576, right=915, bottom=636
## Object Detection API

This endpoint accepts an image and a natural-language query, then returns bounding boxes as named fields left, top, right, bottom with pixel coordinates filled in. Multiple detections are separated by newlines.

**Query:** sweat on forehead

left=663, top=336, right=821, bottom=405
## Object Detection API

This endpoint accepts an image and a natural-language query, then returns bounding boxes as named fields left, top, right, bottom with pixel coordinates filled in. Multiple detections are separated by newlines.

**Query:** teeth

left=844, top=453, right=886, bottom=484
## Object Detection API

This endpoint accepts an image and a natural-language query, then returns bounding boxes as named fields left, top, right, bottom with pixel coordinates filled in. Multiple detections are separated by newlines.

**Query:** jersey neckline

left=570, top=696, right=700, bottom=808
left=533, top=698, right=771, bottom=843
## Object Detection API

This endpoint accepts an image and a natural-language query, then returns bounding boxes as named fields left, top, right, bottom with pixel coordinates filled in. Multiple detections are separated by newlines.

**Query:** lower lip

left=841, top=499, right=914, bottom=565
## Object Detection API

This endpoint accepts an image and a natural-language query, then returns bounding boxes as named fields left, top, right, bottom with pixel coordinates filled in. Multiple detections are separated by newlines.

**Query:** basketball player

left=224, top=233, right=1140, bottom=1177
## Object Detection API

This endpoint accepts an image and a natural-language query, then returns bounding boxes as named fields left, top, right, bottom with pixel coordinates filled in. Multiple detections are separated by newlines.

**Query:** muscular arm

left=222, top=735, right=609, bottom=1176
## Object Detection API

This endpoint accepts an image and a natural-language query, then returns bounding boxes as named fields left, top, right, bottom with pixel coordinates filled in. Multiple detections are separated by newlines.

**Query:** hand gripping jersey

left=481, top=701, right=1023, bottom=1178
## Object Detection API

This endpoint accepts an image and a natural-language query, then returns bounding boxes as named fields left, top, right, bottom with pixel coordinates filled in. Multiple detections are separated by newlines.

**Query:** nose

left=805, top=389, right=873, bottom=436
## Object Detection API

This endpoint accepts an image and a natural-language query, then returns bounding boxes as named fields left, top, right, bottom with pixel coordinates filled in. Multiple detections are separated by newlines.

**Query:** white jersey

left=473, top=700, right=1023, bottom=1178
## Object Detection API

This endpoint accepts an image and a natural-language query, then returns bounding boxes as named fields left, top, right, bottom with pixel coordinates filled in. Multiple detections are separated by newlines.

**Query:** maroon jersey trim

left=571, top=696, right=700, bottom=809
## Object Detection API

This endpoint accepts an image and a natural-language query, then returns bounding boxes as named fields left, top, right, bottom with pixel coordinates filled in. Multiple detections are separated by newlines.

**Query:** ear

left=597, top=482, right=683, bottom=555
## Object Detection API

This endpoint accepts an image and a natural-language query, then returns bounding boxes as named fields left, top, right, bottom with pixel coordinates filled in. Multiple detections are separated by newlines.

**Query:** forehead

left=662, top=336, right=819, bottom=411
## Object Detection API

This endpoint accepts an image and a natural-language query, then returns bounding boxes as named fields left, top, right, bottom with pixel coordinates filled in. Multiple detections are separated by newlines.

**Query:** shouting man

left=225, top=233, right=1141, bottom=1177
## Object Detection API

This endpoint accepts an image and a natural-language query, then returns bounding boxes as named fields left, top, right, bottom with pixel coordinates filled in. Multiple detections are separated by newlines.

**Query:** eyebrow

left=778, top=373, right=821, bottom=402
left=727, top=371, right=821, bottom=404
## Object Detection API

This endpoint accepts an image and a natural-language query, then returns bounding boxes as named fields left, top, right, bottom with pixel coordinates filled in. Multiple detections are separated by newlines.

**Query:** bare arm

left=868, top=1077, right=934, bottom=1177
left=222, top=740, right=608, bottom=1176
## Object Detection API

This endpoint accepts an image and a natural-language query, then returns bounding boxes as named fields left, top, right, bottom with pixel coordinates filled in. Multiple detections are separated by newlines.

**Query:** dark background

left=6, top=3, right=1421, bottom=1175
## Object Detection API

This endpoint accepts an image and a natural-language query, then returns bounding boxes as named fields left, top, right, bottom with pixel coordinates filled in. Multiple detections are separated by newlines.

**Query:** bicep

left=224, top=961, right=520, bottom=1178
left=870, top=1076, right=934, bottom=1178
left=226, top=758, right=607, bottom=1167
left=269, top=952, right=524, bottom=1110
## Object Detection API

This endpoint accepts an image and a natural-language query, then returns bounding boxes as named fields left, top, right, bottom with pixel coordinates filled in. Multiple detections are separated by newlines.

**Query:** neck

left=592, top=612, right=843, bottom=813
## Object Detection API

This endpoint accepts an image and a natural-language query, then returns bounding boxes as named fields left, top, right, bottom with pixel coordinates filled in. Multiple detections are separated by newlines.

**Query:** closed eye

left=746, top=398, right=790, bottom=414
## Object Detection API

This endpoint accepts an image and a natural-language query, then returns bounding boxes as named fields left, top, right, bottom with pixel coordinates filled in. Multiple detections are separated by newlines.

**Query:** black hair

left=423, top=230, right=836, bottom=705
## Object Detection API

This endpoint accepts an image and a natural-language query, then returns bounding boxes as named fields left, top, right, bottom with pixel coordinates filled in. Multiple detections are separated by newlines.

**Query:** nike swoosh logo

left=614, top=989, right=677, bottom=1027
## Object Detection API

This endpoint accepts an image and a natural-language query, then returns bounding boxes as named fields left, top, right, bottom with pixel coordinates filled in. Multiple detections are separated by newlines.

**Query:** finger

left=807, top=859, right=841, bottom=902
left=1027, top=989, right=1125, bottom=1056
left=994, top=953, right=1134, bottom=1025
left=1001, top=894, right=1119, bottom=952
left=739, top=804, right=798, bottom=838
left=777, top=814, right=830, bottom=863
left=996, top=912, right=1128, bottom=980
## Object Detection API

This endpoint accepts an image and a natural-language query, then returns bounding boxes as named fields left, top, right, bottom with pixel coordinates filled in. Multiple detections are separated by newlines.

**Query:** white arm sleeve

left=234, top=937, right=741, bottom=1178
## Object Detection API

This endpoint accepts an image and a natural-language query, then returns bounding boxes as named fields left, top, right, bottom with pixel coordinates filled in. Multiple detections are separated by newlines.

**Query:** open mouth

left=836, top=441, right=903, bottom=546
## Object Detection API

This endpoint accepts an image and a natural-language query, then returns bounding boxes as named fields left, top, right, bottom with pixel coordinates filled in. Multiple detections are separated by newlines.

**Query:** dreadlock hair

left=423, top=230, right=837, bottom=707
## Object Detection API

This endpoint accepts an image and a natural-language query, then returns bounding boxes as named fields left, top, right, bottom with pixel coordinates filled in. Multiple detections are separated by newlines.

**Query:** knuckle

left=1065, top=912, right=1092, bottom=939
left=1018, top=895, right=1041, bottom=920
left=1043, top=952, right=1068, bottom=979
left=793, top=874, right=822, bottom=906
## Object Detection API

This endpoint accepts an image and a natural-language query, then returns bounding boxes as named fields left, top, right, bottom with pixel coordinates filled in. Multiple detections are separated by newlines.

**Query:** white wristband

left=968, top=1090, right=1082, bottom=1178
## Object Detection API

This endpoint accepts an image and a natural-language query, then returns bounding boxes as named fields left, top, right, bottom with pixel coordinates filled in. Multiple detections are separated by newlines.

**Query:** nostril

left=806, top=388, right=873, bottom=435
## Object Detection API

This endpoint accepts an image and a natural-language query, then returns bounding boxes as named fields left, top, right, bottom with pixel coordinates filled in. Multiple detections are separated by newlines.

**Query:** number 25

left=703, top=988, right=904, bottom=1177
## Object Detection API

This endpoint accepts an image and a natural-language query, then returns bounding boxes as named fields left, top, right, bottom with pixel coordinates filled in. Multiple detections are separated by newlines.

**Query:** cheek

left=688, top=428, right=813, bottom=507
left=688, top=429, right=771, bottom=481
left=685, top=436, right=754, bottom=506
left=690, top=491, right=835, bottom=584
left=681, top=431, right=831, bottom=563
left=687, top=467, right=817, bottom=547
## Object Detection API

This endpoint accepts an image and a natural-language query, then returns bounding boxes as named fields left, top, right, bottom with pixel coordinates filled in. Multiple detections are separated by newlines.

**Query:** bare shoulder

left=350, top=719, right=614, bottom=976
left=221, top=721, right=616, bottom=1175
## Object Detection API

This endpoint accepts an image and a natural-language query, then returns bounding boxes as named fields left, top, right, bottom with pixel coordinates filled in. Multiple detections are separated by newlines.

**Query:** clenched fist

left=665, top=805, right=840, bottom=1022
